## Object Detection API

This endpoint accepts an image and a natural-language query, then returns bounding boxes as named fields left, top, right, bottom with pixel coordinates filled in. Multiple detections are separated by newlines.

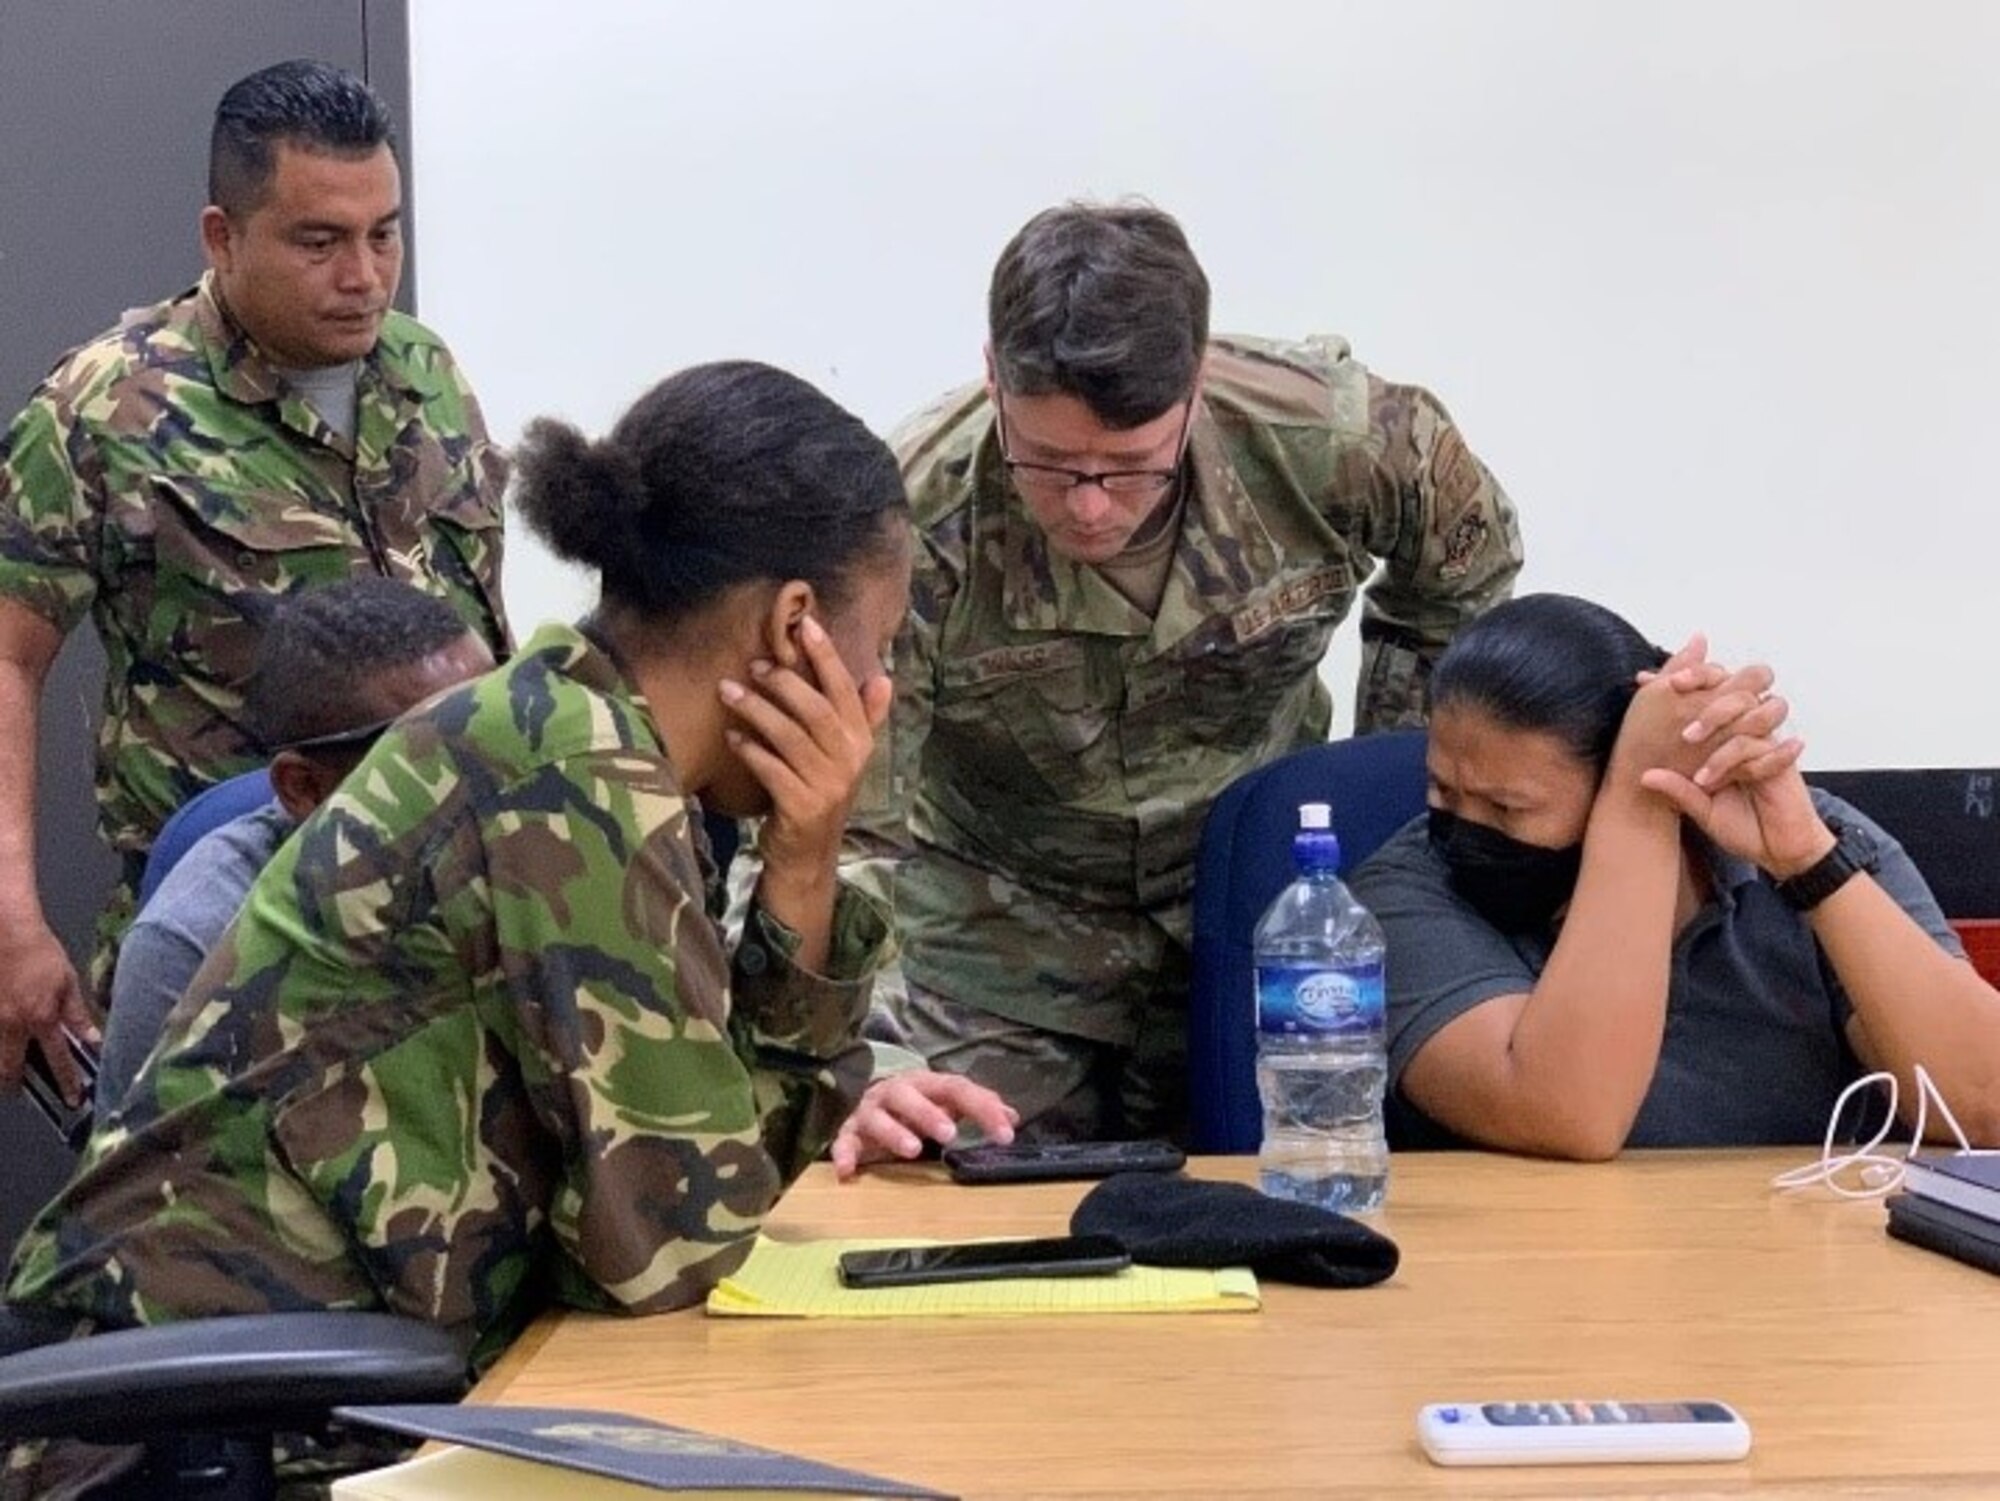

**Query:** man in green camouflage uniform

left=0, top=61, right=508, bottom=1100
left=3, top=620, right=884, bottom=1495
left=855, top=203, right=1524, bottom=1140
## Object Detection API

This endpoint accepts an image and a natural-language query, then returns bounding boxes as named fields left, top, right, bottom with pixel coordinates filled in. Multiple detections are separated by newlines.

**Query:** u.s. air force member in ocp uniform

left=0, top=60, right=509, bottom=1103
left=852, top=201, right=1525, bottom=1141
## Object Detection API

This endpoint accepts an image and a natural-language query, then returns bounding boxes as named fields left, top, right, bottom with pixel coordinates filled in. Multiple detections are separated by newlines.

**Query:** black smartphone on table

left=836, top=1234, right=1131, bottom=1289
left=942, top=1139, right=1186, bottom=1185
left=21, top=1026, right=99, bottom=1151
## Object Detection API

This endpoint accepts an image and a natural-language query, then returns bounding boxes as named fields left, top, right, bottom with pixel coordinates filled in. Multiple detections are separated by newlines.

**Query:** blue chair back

left=1187, top=731, right=1430, bottom=1153
left=138, top=769, right=277, bottom=907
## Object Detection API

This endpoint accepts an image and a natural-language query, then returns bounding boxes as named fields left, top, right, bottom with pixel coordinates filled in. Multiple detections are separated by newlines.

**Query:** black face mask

left=1427, top=807, right=1584, bottom=934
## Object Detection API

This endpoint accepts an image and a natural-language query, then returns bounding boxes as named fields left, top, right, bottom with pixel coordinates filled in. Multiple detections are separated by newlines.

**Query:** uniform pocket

left=932, top=641, right=1110, bottom=802
left=145, top=475, right=356, bottom=690
left=1181, top=610, right=1340, bottom=750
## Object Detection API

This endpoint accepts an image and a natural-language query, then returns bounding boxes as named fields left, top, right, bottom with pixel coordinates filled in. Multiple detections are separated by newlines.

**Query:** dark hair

left=210, top=59, right=398, bottom=216
left=245, top=578, right=473, bottom=749
left=1429, top=594, right=1670, bottom=776
left=987, top=200, right=1210, bottom=429
left=513, top=361, right=908, bottom=622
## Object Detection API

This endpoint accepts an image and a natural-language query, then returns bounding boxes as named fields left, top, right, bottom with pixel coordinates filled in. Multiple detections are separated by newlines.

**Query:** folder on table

left=1900, top=1151, right=2000, bottom=1221
left=328, top=1403, right=953, bottom=1498
left=705, top=1236, right=1260, bottom=1318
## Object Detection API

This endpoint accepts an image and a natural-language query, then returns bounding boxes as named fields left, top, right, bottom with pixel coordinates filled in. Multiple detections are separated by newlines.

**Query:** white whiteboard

left=410, top=0, right=2000, bottom=768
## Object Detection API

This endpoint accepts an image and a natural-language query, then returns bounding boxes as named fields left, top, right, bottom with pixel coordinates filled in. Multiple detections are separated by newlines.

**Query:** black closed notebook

left=1885, top=1191, right=2000, bottom=1277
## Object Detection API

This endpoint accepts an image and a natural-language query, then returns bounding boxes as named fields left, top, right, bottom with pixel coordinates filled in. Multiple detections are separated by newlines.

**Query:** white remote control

left=1418, top=1401, right=1752, bottom=1466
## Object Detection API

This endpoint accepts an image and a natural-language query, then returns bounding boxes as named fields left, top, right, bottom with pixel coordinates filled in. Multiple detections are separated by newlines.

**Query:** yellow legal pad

left=706, top=1236, right=1260, bottom=1318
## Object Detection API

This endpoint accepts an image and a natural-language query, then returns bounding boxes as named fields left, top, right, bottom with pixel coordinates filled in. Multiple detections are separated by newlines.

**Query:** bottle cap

left=1298, top=802, right=1332, bottom=831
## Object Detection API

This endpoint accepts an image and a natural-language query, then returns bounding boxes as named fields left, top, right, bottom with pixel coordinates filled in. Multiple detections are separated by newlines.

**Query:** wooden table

left=471, top=1151, right=2000, bottom=1497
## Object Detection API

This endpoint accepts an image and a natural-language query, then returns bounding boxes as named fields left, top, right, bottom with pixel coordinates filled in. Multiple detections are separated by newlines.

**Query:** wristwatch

left=1775, top=816, right=1880, bottom=912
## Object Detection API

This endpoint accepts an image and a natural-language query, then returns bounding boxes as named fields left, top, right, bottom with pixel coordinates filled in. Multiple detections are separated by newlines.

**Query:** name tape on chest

left=947, top=638, right=1091, bottom=688
left=1230, top=565, right=1346, bottom=645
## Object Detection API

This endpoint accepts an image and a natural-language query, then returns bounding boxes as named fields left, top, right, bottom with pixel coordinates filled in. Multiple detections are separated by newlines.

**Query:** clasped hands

left=1623, top=634, right=1837, bottom=880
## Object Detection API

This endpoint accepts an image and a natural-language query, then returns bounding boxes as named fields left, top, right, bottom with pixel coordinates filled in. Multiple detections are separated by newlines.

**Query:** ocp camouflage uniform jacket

left=852, top=336, right=1522, bottom=1040
left=0, top=272, right=512, bottom=872
left=7, top=623, right=884, bottom=1374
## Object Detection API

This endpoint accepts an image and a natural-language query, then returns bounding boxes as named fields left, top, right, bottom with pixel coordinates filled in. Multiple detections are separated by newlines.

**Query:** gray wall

left=0, top=0, right=412, bottom=1257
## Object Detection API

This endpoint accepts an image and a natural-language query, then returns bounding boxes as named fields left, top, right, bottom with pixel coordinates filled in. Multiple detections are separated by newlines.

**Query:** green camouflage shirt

left=0, top=272, right=512, bottom=863
left=852, top=336, right=1523, bottom=1038
left=7, top=622, right=884, bottom=1373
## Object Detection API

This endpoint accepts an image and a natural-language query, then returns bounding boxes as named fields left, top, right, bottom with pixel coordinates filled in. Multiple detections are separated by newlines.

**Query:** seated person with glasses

left=847, top=198, right=1524, bottom=1142
left=1350, top=593, right=2000, bottom=1158
left=94, top=577, right=495, bottom=1116
left=4, top=362, right=1012, bottom=1497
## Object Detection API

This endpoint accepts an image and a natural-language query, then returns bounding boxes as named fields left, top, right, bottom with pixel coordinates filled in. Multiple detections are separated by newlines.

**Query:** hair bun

left=512, top=362, right=906, bottom=622
left=514, top=416, right=649, bottom=569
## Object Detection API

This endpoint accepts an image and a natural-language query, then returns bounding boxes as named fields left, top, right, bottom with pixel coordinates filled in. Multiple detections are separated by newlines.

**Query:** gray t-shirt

left=274, top=360, right=360, bottom=444
left=1349, top=789, right=1965, bottom=1148
left=98, top=800, right=294, bottom=1116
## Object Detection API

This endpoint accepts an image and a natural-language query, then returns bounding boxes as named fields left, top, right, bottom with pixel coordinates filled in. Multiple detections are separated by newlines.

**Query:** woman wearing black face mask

left=1349, top=594, right=2000, bottom=1160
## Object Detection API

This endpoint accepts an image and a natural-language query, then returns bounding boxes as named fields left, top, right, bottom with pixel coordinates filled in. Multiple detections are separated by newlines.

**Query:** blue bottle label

left=1254, top=960, right=1385, bottom=1038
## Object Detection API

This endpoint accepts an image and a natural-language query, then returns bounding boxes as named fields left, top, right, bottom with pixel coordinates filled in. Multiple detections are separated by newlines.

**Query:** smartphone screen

left=837, top=1234, right=1130, bottom=1289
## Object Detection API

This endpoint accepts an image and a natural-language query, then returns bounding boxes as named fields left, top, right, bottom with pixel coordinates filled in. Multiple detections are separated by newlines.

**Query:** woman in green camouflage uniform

left=3, top=361, right=998, bottom=1498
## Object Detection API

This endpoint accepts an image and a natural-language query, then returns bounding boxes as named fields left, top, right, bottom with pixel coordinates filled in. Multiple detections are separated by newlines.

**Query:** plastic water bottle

left=1253, top=802, right=1389, bottom=1212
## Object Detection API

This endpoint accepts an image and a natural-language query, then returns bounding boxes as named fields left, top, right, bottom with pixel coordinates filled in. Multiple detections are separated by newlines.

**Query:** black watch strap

left=1775, top=817, right=1879, bottom=912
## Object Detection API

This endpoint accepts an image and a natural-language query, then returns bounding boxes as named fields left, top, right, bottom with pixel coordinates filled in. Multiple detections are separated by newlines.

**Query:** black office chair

left=1804, top=766, right=2000, bottom=984
left=0, top=1308, right=466, bottom=1499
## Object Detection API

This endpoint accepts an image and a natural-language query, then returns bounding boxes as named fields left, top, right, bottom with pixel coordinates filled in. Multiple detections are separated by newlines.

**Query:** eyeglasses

left=995, top=390, right=1193, bottom=499
left=272, top=713, right=399, bottom=756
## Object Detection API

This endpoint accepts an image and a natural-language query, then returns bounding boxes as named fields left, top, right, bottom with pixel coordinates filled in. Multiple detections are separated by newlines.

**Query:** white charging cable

left=1771, top=1064, right=1991, bottom=1199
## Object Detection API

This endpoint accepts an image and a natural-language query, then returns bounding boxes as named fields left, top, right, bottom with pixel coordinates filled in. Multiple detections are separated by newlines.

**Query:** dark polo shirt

left=1352, top=791, right=1964, bottom=1147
